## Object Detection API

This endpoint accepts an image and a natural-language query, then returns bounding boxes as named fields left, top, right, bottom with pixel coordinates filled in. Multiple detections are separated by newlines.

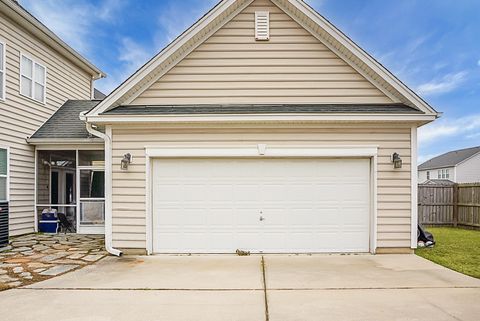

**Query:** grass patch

left=415, top=227, right=480, bottom=279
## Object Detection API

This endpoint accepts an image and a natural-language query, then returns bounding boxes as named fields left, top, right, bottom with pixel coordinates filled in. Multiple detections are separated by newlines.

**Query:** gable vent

left=255, top=11, right=270, bottom=41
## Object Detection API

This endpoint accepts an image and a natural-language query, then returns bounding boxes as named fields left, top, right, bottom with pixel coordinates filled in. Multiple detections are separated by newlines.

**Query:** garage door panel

left=152, top=158, right=370, bottom=253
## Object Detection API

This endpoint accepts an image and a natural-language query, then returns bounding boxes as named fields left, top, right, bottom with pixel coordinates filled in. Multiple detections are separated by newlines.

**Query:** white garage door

left=152, top=158, right=370, bottom=253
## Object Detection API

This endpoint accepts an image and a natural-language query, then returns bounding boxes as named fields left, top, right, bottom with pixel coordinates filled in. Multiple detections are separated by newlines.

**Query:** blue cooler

left=39, top=210, right=59, bottom=233
left=39, top=220, right=59, bottom=233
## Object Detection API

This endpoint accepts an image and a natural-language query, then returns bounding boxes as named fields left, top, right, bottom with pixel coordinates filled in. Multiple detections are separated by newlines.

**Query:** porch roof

left=30, top=100, right=102, bottom=140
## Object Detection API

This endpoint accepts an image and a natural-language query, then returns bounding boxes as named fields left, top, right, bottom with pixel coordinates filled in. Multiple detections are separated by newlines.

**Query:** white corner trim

left=371, top=154, right=378, bottom=254
left=33, top=148, right=37, bottom=232
left=411, top=126, right=418, bottom=249
left=145, top=153, right=153, bottom=255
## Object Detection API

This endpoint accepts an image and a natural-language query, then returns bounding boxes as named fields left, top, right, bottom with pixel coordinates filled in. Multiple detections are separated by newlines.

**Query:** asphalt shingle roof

left=418, top=146, right=480, bottom=170
left=102, top=104, right=423, bottom=115
left=31, top=100, right=100, bottom=139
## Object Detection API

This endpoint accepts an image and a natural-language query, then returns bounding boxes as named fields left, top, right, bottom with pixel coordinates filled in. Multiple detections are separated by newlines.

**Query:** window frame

left=445, top=169, right=450, bottom=179
left=19, top=53, right=46, bottom=104
left=0, top=146, right=10, bottom=202
left=426, top=171, right=430, bottom=180
left=0, top=40, right=6, bottom=101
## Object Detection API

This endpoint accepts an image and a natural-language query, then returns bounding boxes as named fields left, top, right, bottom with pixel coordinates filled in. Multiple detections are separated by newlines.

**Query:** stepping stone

left=20, top=272, right=32, bottom=278
left=81, top=254, right=104, bottom=262
left=11, top=247, right=32, bottom=252
left=5, top=258, right=30, bottom=264
left=0, top=245, right=12, bottom=252
left=33, top=268, right=46, bottom=273
left=40, top=253, right=68, bottom=262
left=51, top=259, right=87, bottom=265
left=67, top=253, right=84, bottom=259
left=0, top=269, right=7, bottom=275
left=40, top=265, right=78, bottom=276
left=27, top=262, right=50, bottom=268
left=32, top=245, right=49, bottom=251
left=6, top=281, right=22, bottom=287
left=13, top=267, right=24, bottom=274
left=0, top=263, right=21, bottom=268
left=21, top=251, right=35, bottom=256
left=0, top=275, right=18, bottom=282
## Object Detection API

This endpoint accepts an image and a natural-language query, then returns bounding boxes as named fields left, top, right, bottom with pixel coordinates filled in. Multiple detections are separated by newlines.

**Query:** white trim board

left=0, top=145, right=10, bottom=203
left=86, top=0, right=439, bottom=118
left=145, top=145, right=378, bottom=254
left=87, top=114, right=436, bottom=125
left=410, top=127, right=418, bottom=249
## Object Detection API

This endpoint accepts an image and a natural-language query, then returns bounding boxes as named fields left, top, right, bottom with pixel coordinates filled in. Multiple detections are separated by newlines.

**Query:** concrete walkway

left=0, top=254, right=479, bottom=320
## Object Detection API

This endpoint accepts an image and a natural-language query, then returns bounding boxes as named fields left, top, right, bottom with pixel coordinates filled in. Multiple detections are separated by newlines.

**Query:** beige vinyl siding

left=0, top=12, right=92, bottom=236
left=111, top=125, right=412, bottom=250
left=131, top=0, right=393, bottom=106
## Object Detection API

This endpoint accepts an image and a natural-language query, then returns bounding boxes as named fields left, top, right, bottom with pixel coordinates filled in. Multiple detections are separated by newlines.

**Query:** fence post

left=453, top=184, right=459, bottom=227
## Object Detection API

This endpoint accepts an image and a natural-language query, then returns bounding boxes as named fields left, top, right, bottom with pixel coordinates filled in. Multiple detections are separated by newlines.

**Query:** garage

left=152, top=157, right=371, bottom=254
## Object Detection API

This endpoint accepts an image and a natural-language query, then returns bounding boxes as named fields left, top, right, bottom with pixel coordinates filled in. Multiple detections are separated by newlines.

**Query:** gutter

left=80, top=112, right=122, bottom=257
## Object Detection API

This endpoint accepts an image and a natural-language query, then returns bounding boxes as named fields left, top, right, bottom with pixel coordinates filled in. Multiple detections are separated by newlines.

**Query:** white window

left=20, top=54, right=46, bottom=103
left=0, top=41, right=5, bottom=100
left=426, top=171, right=430, bottom=180
left=0, top=147, right=8, bottom=202
left=438, top=170, right=441, bottom=179
left=445, top=169, right=450, bottom=179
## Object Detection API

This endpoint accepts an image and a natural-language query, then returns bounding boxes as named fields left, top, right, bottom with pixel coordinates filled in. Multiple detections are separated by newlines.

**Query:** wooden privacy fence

left=418, top=183, right=480, bottom=229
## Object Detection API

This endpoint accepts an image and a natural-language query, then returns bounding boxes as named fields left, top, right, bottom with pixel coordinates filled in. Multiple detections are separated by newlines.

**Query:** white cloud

left=416, top=71, right=468, bottom=96
left=19, top=0, right=126, bottom=54
left=418, top=114, right=480, bottom=145
left=478, top=59, right=480, bottom=67
left=95, top=37, right=155, bottom=94
left=157, top=0, right=218, bottom=43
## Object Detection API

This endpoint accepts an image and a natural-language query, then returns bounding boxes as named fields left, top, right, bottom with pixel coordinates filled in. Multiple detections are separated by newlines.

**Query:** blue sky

left=19, top=0, right=480, bottom=163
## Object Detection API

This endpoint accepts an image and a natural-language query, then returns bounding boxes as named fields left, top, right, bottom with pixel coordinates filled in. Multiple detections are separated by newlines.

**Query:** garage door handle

left=259, top=216, right=265, bottom=221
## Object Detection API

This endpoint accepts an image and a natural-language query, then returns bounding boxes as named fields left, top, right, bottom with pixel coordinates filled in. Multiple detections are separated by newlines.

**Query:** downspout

left=80, top=112, right=122, bottom=256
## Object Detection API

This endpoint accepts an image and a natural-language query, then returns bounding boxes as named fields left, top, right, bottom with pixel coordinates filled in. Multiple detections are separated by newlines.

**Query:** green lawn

left=415, top=227, right=480, bottom=279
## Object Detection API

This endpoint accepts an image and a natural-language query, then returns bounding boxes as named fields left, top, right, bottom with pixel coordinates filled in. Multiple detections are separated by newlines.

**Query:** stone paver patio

left=0, top=234, right=106, bottom=290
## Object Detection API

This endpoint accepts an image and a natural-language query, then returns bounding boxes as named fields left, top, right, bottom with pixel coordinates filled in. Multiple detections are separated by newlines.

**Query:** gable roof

left=0, top=0, right=105, bottom=78
left=85, top=0, right=439, bottom=119
left=29, top=100, right=102, bottom=141
left=418, top=146, right=480, bottom=170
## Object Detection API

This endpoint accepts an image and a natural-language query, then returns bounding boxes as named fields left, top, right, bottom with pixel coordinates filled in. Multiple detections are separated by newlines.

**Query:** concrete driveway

left=1, top=254, right=479, bottom=321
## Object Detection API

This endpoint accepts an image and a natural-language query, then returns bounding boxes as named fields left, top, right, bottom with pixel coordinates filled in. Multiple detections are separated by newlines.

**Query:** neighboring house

left=418, top=146, right=480, bottom=184
left=0, top=0, right=105, bottom=238
left=15, top=0, right=440, bottom=255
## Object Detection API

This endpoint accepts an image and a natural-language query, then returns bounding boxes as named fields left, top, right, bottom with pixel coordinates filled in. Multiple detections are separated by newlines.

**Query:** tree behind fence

left=418, top=183, right=480, bottom=229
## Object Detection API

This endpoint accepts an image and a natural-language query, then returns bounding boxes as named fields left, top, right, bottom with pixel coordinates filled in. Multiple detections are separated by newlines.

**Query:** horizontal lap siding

left=0, top=13, right=92, bottom=235
left=131, top=0, right=392, bottom=105
left=111, top=126, right=411, bottom=249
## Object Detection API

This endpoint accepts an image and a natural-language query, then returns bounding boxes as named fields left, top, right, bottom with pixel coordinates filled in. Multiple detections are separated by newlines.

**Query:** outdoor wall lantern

left=121, top=153, right=132, bottom=170
left=392, top=153, right=403, bottom=169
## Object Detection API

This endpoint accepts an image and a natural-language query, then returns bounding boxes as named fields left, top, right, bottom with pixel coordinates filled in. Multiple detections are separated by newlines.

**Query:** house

left=0, top=0, right=105, bottom=239
left=11, top=0, right=439, bottom=255
left=418, top=146, right=480, bottom=183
